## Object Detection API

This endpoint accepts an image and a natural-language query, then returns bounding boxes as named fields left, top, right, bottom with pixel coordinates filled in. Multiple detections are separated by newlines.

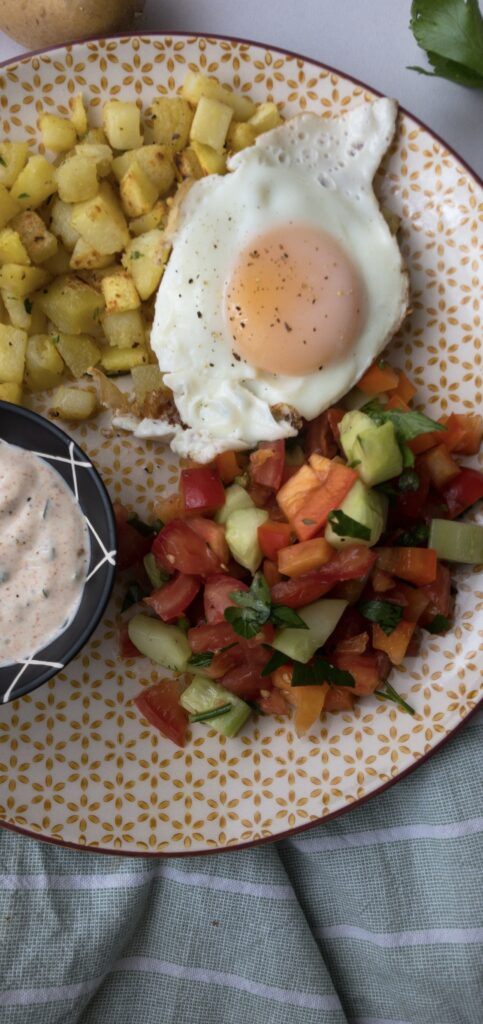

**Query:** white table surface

left=0, top=0, right=481, bottom=174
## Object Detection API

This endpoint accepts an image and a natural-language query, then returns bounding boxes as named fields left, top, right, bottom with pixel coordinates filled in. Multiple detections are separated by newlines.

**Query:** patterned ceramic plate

left=0, top=34, right=482, bottom=855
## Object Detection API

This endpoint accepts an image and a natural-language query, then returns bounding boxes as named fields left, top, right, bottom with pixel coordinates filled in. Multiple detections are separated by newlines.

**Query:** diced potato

left=0, top=264, right=50, bottom=299
left=71, top=182, right=130, bottom=255
left=0, top=142, right=29, bottom=188
left=175, top=146, right=203, bottom=180
left=102, top=100, right=142, bottom=151
left=147, top=97, right=194, bottom=152
left=101, top=307, right=145, bottom=349
left=0, top=292, right=7, bottom=323
left=101, top=271, right=140, bottom=314
left=0, top=324, right=27, bottom=382
left=70, top=93, right=88, bottom=137
left=56, top=154, right=98, bottom=203
left=25, top=333, right=65, bottom=391
left=55, top=332, right=101, bottom=377
left=131, top=363, right=165, bottom=403
left=0, top=184, right=21, bottom=229
left=248, top=102, right=283, bottom=135
left=74, top=142, right=112, bottom=178
left=50, top=384, right=98, bottom=420
left=101, top=345, right=147, bottom=375
left=38, top=275, right=104, bottom=335
left=76, top=263, right=120, bottom=289
left=181, top=70, right=256, bottom=122
left=39, top=114, right=77, bottom=154
left=12, top=210, right=58, bottom=263
left=83, top=127, right=108, bottom=146
left=10, top=155, right=57, bottom=209
left=70, top=237, right=113, bottom=270
left=42, top=243, right=72, bottom=276
left=190, top=141, right=227, bottom=176
left=190, top=96, right=233, bottom=152
left=0, top=381, right=22, bottom=404
left=227, top=120, right=256, bottom=152
left=112, top=145, right=175, bottom=196
left=122, top=230, right=169, bottom=300
left=0, top=228, right=30, bottom=266
left=1, top=291, right=31, bottom=330
left=129, top=200, right=166, bottom=236
left=50, top=198, right=80, bottom=251
left=120, top=161, right=158, bottom=219
left=29, top=295, right=47, bottom=334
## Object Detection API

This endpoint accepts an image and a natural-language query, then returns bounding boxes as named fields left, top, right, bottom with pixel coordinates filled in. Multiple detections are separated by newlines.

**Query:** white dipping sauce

left=0, top=439, right=90, bottom=667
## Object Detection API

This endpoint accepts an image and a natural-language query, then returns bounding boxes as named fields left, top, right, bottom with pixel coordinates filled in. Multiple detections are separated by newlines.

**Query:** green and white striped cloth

left=0, top=709, right=481, bottom=1024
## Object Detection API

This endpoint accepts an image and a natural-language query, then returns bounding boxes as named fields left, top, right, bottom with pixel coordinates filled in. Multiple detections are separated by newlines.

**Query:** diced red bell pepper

left=114, top=502, right=152, bottom=570
left=358, top=362, right=400, bottom=395
left=271, top=546, right=376, bottom=608
left=376, top=547, right=438, bottom=586
left=152, top=520, right=221, bottom=578
left=442, top=467, right=483, bottom=519
left=250, top=440, right=285, bottom=490
left=332, top=653, right=381, bottom=696
left=258, top=520, right=293, bottom=561
left=419, top=445, right=460, bottom=490
left=144, top=573, right=201, bottom=622
left=277, top=537, right=334, bottom=577
left=180, top=467, right=226, bottom=515
left=372, top=620, right=416, bottom=665
left=203, top=574, right=248, bottom=624
left=134, top=679, right=188, bottom=748
left=119, top=621, right=143, bottom=658
left=215, top=450, right=240, bottom=483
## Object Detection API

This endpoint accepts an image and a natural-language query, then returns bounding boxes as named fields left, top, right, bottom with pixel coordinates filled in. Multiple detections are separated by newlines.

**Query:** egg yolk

left=224, top=224, right=366, bottom=376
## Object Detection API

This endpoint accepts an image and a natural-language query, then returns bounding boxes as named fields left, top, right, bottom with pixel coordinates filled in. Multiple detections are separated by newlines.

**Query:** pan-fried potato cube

left=131, top=363, right=165, bottom=403
left=175, top=146, right=203, bottom=180
left=74, top=143, right=112, bottom=178
left=11, top=155, right=57, bottom=209
left=39, top=114, right=77, bottom=154
left=113, top=146, right=175, bottom=195
left=147, top=97, right=193, bottom=152
left=70, top=93, right=88, bottom=137
left=190, top=96, right=233, bottom=153
left=0, top=184, right=21, bottom=229
left=122, top=230, right=169, bottom=300
left=248, top=102, right=283, bottom=135
left=83, top=127, right=108, bottom=146
left=227, top=121, right=256, bottom=152
left=0, top=324, right=27, bottom=382
left=12, top=210, right=57, bottom=263
left=38, top=275, right=104, bottom=335
left=0, top=142, right=29, bottom=188
left=55, top=333, right=101, bottom=377
left=25, top=333, right=64, bottom=391
left=0, top=264, right=50, bottom=299
left=50, top=384, right=98, bottom=420
left=120, top=161, right=158, bottom=219
left=43, top=243, right=72, bottom=276
left=76, top=263, right=119, bottom=289
left=101, top=271, right=140, bottom=314
left=0, top=381, right=22, bottom=404
left=50, top=198, right=80, bottom=251
left=190, top=141, right=227, bottom=176
left=56, top=155, right=98, bottom=203
left=71, top=183, right=130, bottom=255
left=103, top=100, right=142, bottom=151
left=181, top=71, right=256, bottom=122
left=70, top=237, right=113, bottom=271
left=1, top=291, right=31, bottom=330
left=129, top=200, right=166, bottom=236
left=0, top=229, right=30, bottom=266
left=101, top=345, right=147, bottom=375
left=102, top=308, right=145, bottom=349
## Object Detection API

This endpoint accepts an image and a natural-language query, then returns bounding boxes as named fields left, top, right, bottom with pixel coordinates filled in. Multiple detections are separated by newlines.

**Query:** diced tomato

left=280, top=463, right=301, bottom=484
left=445, top=413, right=483, bottom=455
left=144, top=573, right=200, bottom=622
left=250, top=440, right=285, bottom=490
left=262, top=559, right=282, bottom=588
left=258, top=520, right=293, bottom=561
left=358, top=362, right=400, bottom=395
left=271, top=546, right=376, bottom=608
left=203, top=574, right=249, bottom=624
left=215, top=450, right=240, bottom=484
left=188, top=517, right=229, bottom=565
left=372, top=620, right=416, bottom=665
left=247, top=481, right=273, bottom=508
left=152, top=492, right=186, bottom=524
left=442, top=467, right=483, bottom=519
left=119, top=621, right=142, bottom=658
left=332, top=653, right=381, bottom=696
left=335, top=632, right=369, bottom=654
left=394, top=371, right=417, bottom=405
left=324, top=686, right=356, bottom=712
left=258, top=688, right=290, bottom=716
left=420, top=563, right=452, bottom=623
left=134, top=679, right=188, bottom=748
left=187, top=620, right=238, bottom=653
left=221, top=663, right=266, bottom=700
left=277, top=537, right=334, bottom=577
left=152, top=520, right=221, bottom=578
left=420, top=445, right=460, bottom=490
left=395, top=461, right=430, bottom=520
left=203, top=646, right=245, bottom=679
left=304, top=408, right=344, bottom=458
left=180, top=467, right=225, bottom=515
left=376, top=547, right=437, bottom=586
left=114, top=502, right=152, bottom=570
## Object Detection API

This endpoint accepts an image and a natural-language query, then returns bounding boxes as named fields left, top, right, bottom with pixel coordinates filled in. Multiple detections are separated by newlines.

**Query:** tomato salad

left=116, top=360, right=483, bottom=747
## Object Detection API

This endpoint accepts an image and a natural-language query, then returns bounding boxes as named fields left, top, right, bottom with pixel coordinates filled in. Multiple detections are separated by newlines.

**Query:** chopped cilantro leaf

left=359, top=599, right=403, bottom=635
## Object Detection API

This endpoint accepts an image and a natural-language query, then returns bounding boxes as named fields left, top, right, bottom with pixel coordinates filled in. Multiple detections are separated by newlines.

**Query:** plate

left=0, top=33, right=481, bottom=855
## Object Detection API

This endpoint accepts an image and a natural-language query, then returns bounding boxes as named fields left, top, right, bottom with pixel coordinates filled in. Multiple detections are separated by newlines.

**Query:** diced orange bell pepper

left=394, top=371, right=417, bottom=405
left=396, top=583, right=430, bottom=622
left=276, top=463, right=320, bottom=523
left=262, top=558, right=282, bottom=588
left=445, top=413, right=483, bottom=455
left=277, top=457, right=357, bottom=541
left=358, top=362, right=400, bottom=395
left=420, top=444, right=460, bottom=490
left=386, top=393, right=411, bottom=412
left=376, top=547, right=438, bottom=586
left=372, top=620, right=416, bottom=664
left=215, top=450, right=240, bottom=484
left=324, top=686, right=356, bottom=712
left=272, top=665, right=329, bottom=736
left=258, top=520, right=293, bottom=561
left=277, top=537, right=334, bottom=577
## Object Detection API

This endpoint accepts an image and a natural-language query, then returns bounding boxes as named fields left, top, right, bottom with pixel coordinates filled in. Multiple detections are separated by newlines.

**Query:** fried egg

left=116, top=97, right=408, bottom=462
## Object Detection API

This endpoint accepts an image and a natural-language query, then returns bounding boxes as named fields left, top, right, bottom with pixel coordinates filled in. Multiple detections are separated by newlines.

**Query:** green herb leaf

left=375, top=681, right=416, bottom=715
left=409, top=0, right=483, bottom=88
left=271, top=605, right=309, bottom=630
left=230, top=573, right=271, bottom=611
left=328, top=509, right=371, bottom=541
left=187, top=651, right=214, bottom=669
left=401, top=444, right=416, bottom=469
left=17, top=192, right=29, bottom=199
left=23, top=298, right=33, bottom=314
left=425, top=613, right=452, bottom=634
left=361, top=399, right=445, bottom=443
left=224, top=604, right=268, bottom=639
left=226, top=574, right=309, bottom=639
left=398, top=468, right=420, bottom=492
left=245, top=699, right=266, bottom=716
left=121, top=582, right=144, bottom=613
left=130, top=250, right=142, bottom=260
left=261, top=649, right=291, bottom=677
left=291, top=658, right=355, bottom=688
left=395, top=522, right=429, bottom=547
left=189, top=703, right=233, bottom=723
left=360, top=599, right=403, bottom=635
left=128, top=512, right=162, bottom=537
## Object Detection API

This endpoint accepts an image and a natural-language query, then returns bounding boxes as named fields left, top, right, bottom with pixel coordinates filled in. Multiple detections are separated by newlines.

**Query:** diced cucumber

left=180, top=676, right=251, bottom=737
left=127, top=614, right=191, bottom=672
left=429, top=519, right=483, bottom=563
left=325, top=480, right=387, bottom=549
left=215, top=483, right=254, bottom=525
left=339, top=410, right=374, bottom=456
left=340, top=411, right=403, bottom=485
left=225, top=506, right=268, bottom=573
left=143, top=552, right=166, bottom=589
left=272, top=598, right=348, bottom=664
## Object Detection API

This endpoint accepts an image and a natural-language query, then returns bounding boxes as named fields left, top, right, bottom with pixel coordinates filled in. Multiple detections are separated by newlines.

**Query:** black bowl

left=0, top=401, right=116, bottom=704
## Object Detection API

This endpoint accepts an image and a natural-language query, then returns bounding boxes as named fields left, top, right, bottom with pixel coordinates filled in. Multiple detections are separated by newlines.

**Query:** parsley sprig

left=328, top=509, right=371, bottom=541
left=224, top=574, right=308, bottom=640
left=361, top=399, right=445, bottom=444
left=359, top=599, right=404, bottom=635
left=409, top=0, right=483, bottom=89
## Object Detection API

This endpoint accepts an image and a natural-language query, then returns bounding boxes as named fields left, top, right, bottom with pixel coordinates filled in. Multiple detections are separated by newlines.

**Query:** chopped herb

left=328, top=509, right=371, bottom=541
left=270, top=605, right=309, bottom=629
left=292, top=657, right=356, bottom=687
left=401, top=444, right=416, bottom=468
left=23, top=298, right=33, bottom=315
left=143, top=552, right=169, bottom=589
left=377, top=358, right=387, bottom=369
left=425, top=613, right=452, bottom=634
left=121, top=581, right=144, bottom=613
left=302, top=517, right=316, bottom=525
left=245, top=699, right=266, bottom=716
left=128, top=512, right=162, bottom=537
left=348, top=459, right=362, bottom=469
left=261, top=648, right=291, bottom=677
left=130, top=250, right=142, bottom=260
left=225, top=574, right=308, bottom=640
left=361, top=399, right=445, bottom=443
left=189, top=703, right=233, bottom=723
left=0, top=155, right=6, bottom=167
left=188, top=651, right=214, bottom=670
left=398, top=468, right=420, bottom=492
left=409, top=0, right=483, bottom=89
left=395, top=523, right=429, bottom=547
left=17, top=192, right=29, bottom=199
left=375, top=481, right=398, bottom=500
left=375, top=680, right=416, bottom=715
left=176, top=615, right=190, bottom=632
left=360, top=599, right=403, bottom=635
